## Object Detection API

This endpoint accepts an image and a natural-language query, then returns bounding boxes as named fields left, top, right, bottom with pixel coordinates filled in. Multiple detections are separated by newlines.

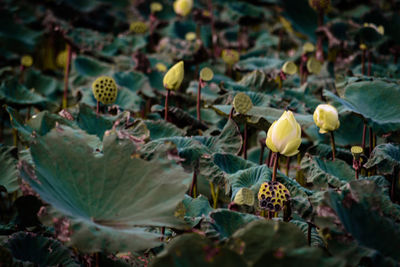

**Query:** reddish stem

left=189, top=169, right=198, bottom=198
left=229, top=107, right=234, bottom=120
left=330, top=131, right=336, bottom=161
left=63, top=44, right=72, bottom=109
left=286, top=156, right=290, bottom=176
left=272, top=152, right=279, bottom=182
left=96, top=101, right=99, bottom=118
left=243, top=123, right=248, bottom=159
left=367, top=50, right=372, bottom=76
left=197, top=79, right=202, bottom=122
left=362, top=123, right=367, bottom=151
left=160, top=227, right=165, bottom=241
left=369, top=127, right=373, bottom=155
left=361, top=49, right=366, bottom=75
left=164, top=89, right=171, bottom=121
left=266, top=149, right=272, bottom=167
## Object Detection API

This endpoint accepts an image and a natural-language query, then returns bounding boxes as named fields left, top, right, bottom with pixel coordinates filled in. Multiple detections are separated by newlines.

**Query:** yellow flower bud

left=173, top=0, right=193, bottom=17
left=302, top=42, right=315, bottom=53
left=185, top=32, right=196, bottom=41
left=21, top=55, right=33, bottom=67
left=163, top=61, right=184, bottom=90
left=150, top=2, right=163, bottom=13
left=313, top=104, right=340, bottom=134
left=155, top=62, right=167, bottom=72
left=266, top=111, right=302, bottom=157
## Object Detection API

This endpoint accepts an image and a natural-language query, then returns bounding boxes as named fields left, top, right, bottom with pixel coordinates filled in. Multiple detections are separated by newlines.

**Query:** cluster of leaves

left=1, top=0, right=400, bottom=266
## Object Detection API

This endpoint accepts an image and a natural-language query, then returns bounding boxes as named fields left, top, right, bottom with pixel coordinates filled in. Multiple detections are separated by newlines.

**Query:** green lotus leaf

left=113, top=71, right=154, bottom=98
left=235, top=57, right=283, bottom=72
left=5, top=232, right=79, bottom=267
left=74, top=55, right=111, bottom=77
left=0, top=79, right=57, bottom=110
left=301, top=155, right=355, bottom=189
left=182, top=195, right=213, bottom=227
left=364, top=143, right=400, bottom=174
left=24, top=69, right=63, bottom=97
left=0, top=146, right=19, bottom=193
left=186, top=81, right=220, bottom=102
left=143, top=120, right=185, bottom=140
left=213, top=152, right=256, bottom=174
left=18, top=126, right=189, bottom=252
left=324, top=80, right=400, bottom=134
left=151, top=233, right=246, bottom=267
left=227, top=220, right=308, bottom=265
left=290, top=219, right=325, bottom=248
left=208, top=209, right=260, bottom=240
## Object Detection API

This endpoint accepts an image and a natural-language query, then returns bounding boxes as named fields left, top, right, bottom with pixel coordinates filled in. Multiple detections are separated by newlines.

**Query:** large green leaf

left=74, top=56, right=111, bottom=77
left=0, top=146, right=19, bottom=193
left=213, top=152, right=256, bottom=174
left=19, top=126, right=189, bottom=252
left=182, top=195, right=213, bottom=227
left=364, top=143, right=400, bottom=174
left=151, top=233, right=247, bottom=267
left=5, top=232, right=79, bottom=267
left=324, top=80, right=400, bottom=134
left=235, top=57, right=284, bottom=72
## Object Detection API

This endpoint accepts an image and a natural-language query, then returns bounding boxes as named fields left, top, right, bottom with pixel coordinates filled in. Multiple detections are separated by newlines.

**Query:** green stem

left=62, top=44, right=72, bottom=109
left=286, top=156, right=290, bottom=176
left=197, top=79, right=202, bottom=122
left=164, top=89, right=171, bottom=122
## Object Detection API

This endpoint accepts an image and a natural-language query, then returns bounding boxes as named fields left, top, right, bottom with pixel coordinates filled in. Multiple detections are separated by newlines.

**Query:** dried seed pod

left=199, top=67, right=214, bottom=81
left=282, top=61, right=298, bottom=75
left=92, top=76, right=118, bottom=105
left=306, top=57, right=322, bottom=74
left=233, top=92, right=253, bottom=114
left=21, top=55, right=33, bottom=67
left=221, top=49, right=240, bottom=66
left=303, top=42, right=315, bottom=54
left=129, top=21, right=148, bottom=34
left=258, top=181, right=290, bottom=212
left=234, top=188, right=255, bottom=206
left=351, top=146, right=363, bottom=160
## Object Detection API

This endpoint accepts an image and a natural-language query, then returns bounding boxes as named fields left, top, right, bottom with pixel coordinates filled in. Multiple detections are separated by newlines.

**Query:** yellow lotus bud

left=313, top=104, right=340, bottom=134
left=92, top=76, right=118, bottom=104
left=258, top=181, right=290, bottom=212
left=173, top=0, right=193, bottom=17
left=163, top=61, right=184, bottom=90
left=56, top=50, right=68, bottom=68
left=377, top=25, right=384, bottom=35
left=129, top=21, right=148, bottom=34
left=282, top=61, right=298, bottom=75
left=266, top=111, right=302, bottom=157
left=21, top=55, right=33, bottom=67
left=234, top=188, right=255, bottom=206
left=306, top=57, right=322, bottom=74
left=185, top=32, right=196, bottom=41
left=302, top=42, right=315, bottom=53
left=155, top=62, right=167, bottom=72
left=221, top=49, right=240, bottom=66
left=199, top=67, right=214, bottom=81
left=150, top=2, right=163, bottom=13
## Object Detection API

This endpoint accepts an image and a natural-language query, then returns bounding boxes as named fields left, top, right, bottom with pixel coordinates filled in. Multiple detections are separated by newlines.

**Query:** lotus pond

left=1, top=0, right=400, bottom=266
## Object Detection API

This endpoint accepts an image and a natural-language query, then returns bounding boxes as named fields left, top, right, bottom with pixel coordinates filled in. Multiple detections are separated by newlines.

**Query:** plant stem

left=197, top=79, right=202, bottom=122
left=259, top=140, right=265, bottom=165
left=361, top=49, right=366, bottom=75
left=96, top=101, right=100, bottom=118
left=330, top=131, right=336, bottom=161
left=228, top=107, right=234, bottom=120
left=316, top=10, right=324, bottom=62
left=189, top=169, right=197, bottom=198
left=307, top=222, right=312, bottom=246
left=62, top=44, right=72, bottom=109
left=367, top=50, right=372, bottom=76
left=369, top=127, right=373, bottom=155
left=266, top=149, right=272, bottom=167
left=25, top=106, right=31, bottom=122
left=260, top=210, right=265, bottom=217
left=362, top=122, right=367, bottom=151
left=160, top=227, right=165, bottom=241
left=272, top=152, right=279, bottom=182
left=286, top=156, right=290, bottom=176
left=12, top=129, right=18, bottom=147
left=243, top=122, right=248, bottom=160
left=214, top=186, right=219, bottom=209
left=164, top=89, right=171, bottom=122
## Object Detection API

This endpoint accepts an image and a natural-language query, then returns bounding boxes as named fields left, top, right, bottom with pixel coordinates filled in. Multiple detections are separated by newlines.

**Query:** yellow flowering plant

left=163, top=61, right=184, bottom=121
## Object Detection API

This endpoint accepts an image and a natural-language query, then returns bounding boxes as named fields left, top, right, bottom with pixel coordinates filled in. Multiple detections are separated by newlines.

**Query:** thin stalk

left=160, top=227, right=165, bottom=241
left=189, top=169, right=197, bottom=198
left=307, top=222, right=312, bottom=246
left=362, top=123, right=367, bottom=151
left=96, top=101, right=100, bottom=118
left=197, top=79, right=202, bottom=122
left=164, top=89, right=171, bottom=121
left=214, top=186, right=219, bottom=209
left=272, top=152, right=279, bottom=182
left=25, top=106, right=31, bottom=122
left=266, top=149, right=272, bottom=167
left=259, top=140, right=265, bottom=165
left=62, top=44, right=72, bottom=109
left=367, top=50, right=372, bottom=76
left=228, top=107, right=234, bottom=120
left=286, top=156, right=290, bottom=176
left=209, top=182, right=216, bottom=205
left=12, top=129, right=18, bottom=147
left=260, top=210, right=265, bottom=217
left=330, top=131, right=336, bottom=161
left=369, top=127, right=373, bottom=155
left=361, top=49, right=366, bottom=75
left=243, top=122, right=248, bottom=159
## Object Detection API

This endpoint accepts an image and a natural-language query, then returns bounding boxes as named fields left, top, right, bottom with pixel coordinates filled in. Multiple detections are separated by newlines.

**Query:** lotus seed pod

left=233, top=92, right=253, bottom=114
left=282, top=61, right=298, bottom=75
left=129, top=21, right=148, bottom=34
left=92, top=76, right=118, bottom=105
left=302, top=42, right=315, bottom=53
left=308, top=0, right=330, bottom=12
left=150, top=2, right=163, bottom=13
left=351, top=146, right=363, bottom=160
left=199, top=67, right=214, bottom=81
left=258, top=181, right=290, bottom=212
left=221, top=49, right=240, bottom=66
left=21, top=55, right=33, bottom=67
left=234, top=188, right=255, bottom=206
left=306, top=57, right=322, bottom=74
left=163, top=61, right=184, bottom=91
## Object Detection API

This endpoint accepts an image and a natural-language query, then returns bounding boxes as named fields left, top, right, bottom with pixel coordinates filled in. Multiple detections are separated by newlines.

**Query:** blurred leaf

left=365, top=143, right=400, bottom=174
left=0, top=146, right=19, bottom=193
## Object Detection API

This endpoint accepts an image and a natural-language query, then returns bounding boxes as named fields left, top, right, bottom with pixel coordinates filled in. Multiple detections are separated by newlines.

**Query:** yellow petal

left=163, top=61, right=184, bottom=90
left=266, top=136, right=278, bottom=152
left=281, top=138, right=301, bottom=157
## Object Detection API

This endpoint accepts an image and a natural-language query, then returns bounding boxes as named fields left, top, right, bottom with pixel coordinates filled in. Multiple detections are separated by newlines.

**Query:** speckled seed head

left=92, top=76, right=118, bottom=104
left=258, top=181, right=290, bottom=212
left=282, top=61, right=298, bottom=75
left=221, top=49, right=240, bottom=66
left=200, top=67, right=214, bottom=81
left=308, top=0, right=330, bottom=12
left=307, top=57, right=322, bottom=74
left=129, top=21, right=148, bottom=34
left=233, top=92, right=253, bottom=114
